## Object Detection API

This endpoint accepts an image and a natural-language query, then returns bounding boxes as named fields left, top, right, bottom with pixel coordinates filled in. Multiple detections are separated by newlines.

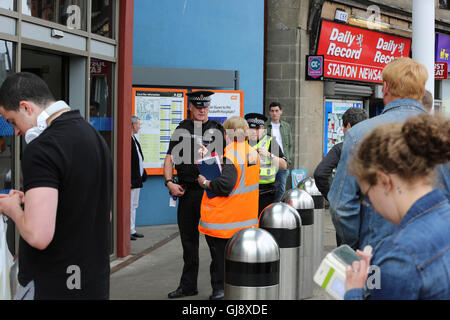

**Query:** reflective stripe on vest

left=228, top=149, right=259, bottom=196
left=255, top=136, right=277, bottom=184
left=199, top=218, right=259, bottom=231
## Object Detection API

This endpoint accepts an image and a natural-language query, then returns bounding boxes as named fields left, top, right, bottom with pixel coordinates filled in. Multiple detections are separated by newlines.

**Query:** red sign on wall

left=90, top=58, right=110, bottom=76
left=435, top=62, right=448, bottom=80
left=317, top=20, right=411, bottom=83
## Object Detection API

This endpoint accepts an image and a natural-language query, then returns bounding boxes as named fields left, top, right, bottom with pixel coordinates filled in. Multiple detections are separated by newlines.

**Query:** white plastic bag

left=0, top=215, right=13, bottom=300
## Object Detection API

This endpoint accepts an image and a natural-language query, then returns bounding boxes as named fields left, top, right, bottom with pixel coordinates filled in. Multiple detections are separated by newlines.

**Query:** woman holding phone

left=345, top=114, right=450, bottom=300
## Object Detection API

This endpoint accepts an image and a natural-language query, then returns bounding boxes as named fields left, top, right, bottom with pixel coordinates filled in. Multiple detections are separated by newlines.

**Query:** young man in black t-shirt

left=0, top=72, right=113, bottom=299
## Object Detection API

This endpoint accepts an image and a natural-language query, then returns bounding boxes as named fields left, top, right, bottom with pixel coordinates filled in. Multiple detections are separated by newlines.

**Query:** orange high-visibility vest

left=199, top=141, right=260, bottom=239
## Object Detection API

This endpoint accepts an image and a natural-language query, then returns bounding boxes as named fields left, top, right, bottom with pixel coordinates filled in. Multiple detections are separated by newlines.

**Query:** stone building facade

left=265, top=0, right=450, bottom=182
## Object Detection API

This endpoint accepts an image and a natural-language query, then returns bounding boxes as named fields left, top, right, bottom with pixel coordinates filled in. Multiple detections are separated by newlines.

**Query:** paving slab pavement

left=110, top=210, right=338, bottom=300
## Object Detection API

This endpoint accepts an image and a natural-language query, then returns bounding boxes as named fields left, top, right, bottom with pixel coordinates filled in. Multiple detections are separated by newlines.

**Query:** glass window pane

left=22, top=0, right=87, bottom=31
left=0, top=0, right=15, bottom=10
left=91, top=0, right=114, bottom=38
left=0, top=41, right=16, bottom=255
left=90, top=58, right=114, bottom=152
left=0, top=41, right=15, bottom=193
left=89, top=58, right=114, bottom=255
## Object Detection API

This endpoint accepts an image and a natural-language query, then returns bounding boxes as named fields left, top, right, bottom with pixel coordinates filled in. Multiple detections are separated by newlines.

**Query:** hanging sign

left=436, top=33, right=450, bottom=63
left=306, top=55, right=324, bottom=80
left=317, top=20, right=411, bottom=83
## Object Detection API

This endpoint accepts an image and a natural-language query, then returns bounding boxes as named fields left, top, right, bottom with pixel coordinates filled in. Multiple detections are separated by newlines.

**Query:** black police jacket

left=166, top=119, right=225, bottom=185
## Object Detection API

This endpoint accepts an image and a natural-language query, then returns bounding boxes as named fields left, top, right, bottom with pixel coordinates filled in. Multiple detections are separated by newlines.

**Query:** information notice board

left=132, top=88, right=187, bottom=175
left=192, top=89, right=243, bottom=123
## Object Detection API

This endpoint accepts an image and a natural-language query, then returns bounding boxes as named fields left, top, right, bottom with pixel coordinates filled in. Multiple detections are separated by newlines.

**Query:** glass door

left=0, top=40, right=16, bottom=255
left=89, top=57, right=115, bottom=254
left=21, top=47, right=69, bottom=102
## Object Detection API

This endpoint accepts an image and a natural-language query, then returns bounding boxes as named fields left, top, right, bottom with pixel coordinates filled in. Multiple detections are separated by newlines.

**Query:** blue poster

left=323, top=100, right=362, bottom=156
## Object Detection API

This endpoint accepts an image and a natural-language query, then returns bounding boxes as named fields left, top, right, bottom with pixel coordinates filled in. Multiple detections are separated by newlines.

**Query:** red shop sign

left=90, top=58, right=109, bottom=76
left=435, top=62, right=448, bottom=80
left=317, top=20, right=411, bottom=83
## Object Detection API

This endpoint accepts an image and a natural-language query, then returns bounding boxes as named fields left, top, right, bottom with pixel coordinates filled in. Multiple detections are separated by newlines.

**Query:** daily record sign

left=317, top=20, right=411, bottom=83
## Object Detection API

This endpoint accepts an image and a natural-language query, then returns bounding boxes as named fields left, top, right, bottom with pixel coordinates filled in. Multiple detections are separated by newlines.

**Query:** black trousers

left=205, top=235, right=229, bottom=293
left=258, top=183, right=277, bottom=215
left=177, top=187, right=203, bottom=292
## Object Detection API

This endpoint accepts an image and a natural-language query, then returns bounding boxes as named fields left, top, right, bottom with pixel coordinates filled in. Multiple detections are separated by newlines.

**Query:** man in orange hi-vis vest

left=197, top=116, right=260, bottom=300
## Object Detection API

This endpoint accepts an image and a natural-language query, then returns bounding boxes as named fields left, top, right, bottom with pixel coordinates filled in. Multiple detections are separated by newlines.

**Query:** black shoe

left=168, top=287, right=198, bottom=299
left=132, top=232, right=144, bottom=238
left=130, top=235, right=137, bottom=241
left=209, top=289, right=224, bottom=300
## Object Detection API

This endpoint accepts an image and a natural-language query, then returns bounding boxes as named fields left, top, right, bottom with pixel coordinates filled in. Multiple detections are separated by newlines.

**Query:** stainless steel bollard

left=259, top=202, right=301, bottom=300
left=282, top=188, right=315, bottom=299
left=225, top=227, right=280, bottom=300
left=301, top=177, right=325, bottom=278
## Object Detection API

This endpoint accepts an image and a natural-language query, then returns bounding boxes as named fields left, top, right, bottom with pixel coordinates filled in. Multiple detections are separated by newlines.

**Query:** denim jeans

left=274, top=169, right=289, bottom=202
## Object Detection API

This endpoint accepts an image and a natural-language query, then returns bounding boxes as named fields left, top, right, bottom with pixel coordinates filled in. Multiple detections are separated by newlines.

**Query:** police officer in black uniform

left=164, top=91, right=225, bottom=299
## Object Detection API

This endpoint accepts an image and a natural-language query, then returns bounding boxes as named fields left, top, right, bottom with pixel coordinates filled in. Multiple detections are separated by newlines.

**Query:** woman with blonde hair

left=197, top=116, right=260, bottom=300
left=345, top=114, right=450, bottom=299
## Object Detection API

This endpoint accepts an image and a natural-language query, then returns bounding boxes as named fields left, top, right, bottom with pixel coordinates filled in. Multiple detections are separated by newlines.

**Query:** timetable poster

left=132, top=88, right=187, bottom=175
left=323, top=99, right=362, bottom=156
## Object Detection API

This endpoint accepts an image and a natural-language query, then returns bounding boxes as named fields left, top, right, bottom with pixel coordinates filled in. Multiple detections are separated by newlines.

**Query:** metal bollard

left=225, top=227, right=280, bottom=300
left=282, top=188, right=315, bottom=299
left=301, top=177, right=325, bottom=278
left=259, top=202, right=301, bottom=300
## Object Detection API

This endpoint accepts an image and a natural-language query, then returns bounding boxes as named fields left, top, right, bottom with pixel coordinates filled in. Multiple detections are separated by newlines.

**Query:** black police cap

left=187, top=91, right=214, bottom=108
left=245, top=113, right=268, bottom=128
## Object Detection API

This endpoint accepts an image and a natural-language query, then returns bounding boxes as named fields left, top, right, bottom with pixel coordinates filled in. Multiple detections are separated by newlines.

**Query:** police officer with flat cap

left=164, top=91, right=225, bottom=299
left=245, top=113, right=287, bottom=214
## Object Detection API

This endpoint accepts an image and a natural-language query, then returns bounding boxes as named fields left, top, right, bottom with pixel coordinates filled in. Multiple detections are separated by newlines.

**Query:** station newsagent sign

left=317, top=20, right=411, bottom=83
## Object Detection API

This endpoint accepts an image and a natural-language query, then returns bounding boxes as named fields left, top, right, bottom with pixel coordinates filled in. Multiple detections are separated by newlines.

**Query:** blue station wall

left=133, top=0, right=265, bottom=226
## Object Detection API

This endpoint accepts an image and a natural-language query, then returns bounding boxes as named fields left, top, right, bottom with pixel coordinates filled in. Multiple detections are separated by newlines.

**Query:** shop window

left=89, top=57, right=114, bottom=256
left=22, top=0, right=87, bottom=31
left=91, top=0, right=114, bottom=38
left=0, top=40, right=16, bottom=254
left=90, top=58, right=113, bottom=152
left=440, top=0, right=450, bottom=10
left=0, top=40, right=15, bottom=194
left=0, top=0, right=15, bottom=10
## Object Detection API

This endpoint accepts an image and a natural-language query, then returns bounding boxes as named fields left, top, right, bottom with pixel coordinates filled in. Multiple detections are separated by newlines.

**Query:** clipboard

left=197, top=155, right=222, bottom=199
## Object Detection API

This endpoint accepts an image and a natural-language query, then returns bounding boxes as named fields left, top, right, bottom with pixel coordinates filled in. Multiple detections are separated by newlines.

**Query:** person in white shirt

left=131, top=116, right=146, bottom=240
left=265, top=102, right=293, bottom=202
